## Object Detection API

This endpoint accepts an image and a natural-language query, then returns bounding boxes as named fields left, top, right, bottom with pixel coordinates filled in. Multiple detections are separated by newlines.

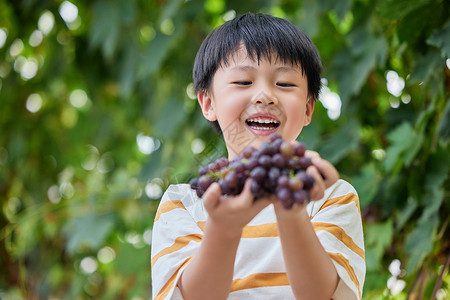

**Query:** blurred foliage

left=0, top=0, right=449, bottom=299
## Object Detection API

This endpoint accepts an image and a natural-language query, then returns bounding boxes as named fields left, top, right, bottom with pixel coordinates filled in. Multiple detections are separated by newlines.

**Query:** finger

left=307, top=165, right=325, bottom=201
left=202, top=182, right=222, bottom=211
left=311, top=157, right=339, bottom=188
left=305, top=150, right=321, bottom=159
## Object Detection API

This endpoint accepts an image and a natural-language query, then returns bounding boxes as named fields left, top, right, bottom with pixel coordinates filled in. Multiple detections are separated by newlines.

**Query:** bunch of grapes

left=189, top=133, right=316, bottom=209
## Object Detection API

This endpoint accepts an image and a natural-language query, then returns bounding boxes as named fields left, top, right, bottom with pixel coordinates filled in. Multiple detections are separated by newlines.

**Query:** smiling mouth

left=245, top=117, right=280, bottom=130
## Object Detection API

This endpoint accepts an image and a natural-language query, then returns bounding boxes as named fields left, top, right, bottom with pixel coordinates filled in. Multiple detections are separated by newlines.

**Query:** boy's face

left=198, top=48, right=314, bottom=158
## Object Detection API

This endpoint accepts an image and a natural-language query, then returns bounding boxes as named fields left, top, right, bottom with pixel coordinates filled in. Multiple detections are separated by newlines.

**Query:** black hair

left=193, top=12, right=322, bottom=133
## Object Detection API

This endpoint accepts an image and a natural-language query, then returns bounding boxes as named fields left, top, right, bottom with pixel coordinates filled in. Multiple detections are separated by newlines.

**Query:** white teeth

left=247, top=118, right=279, bottom=124
left=248, top=126, right=274, bottom=130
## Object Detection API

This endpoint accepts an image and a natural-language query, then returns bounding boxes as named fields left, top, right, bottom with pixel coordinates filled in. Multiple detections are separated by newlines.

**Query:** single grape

left=189, top=177, right=199, bottom=190
left=250, top=180, right=262, bottom=196
left=217, top=157, right=229, bottom=169
left=196, top=189, right=204, bottom=198
left=242, top=146, right=257, bottom=158
left=218, top=179, right=231, bottom=195
left=287, top=158, right=300, bottom=170
left=277, top=175, right=289, bottom=188
left=292, top=189, right=309, bottom=205
left=299, top=157, right=313, bottom=170
left=298, top=172, right=315, bottom=190
left=259, top=142, right=271, bottom=155
left=258, top=155, right=272, bottom=169
left=269, top=133, right=282, bottom=141
left=245, top=157, right=258, bottom=171
left=271, top=153, right=285, bottom=168
left=277, top=188, right=293, bottom=209
left=270, top=139, right=283, bottom=153
left=199, top=175, right=213, bottom=191
left=268, top=167, right=281, bottom=182
left=294, top=143, right=306, bottom=157
left=250, top=166, right=266, bottom=182
left=280, top=141, right=294, bottom=158
left=208, top=162, right=220, bottom=172
left=198, top=166, right=208, bottom=176
left=224, top=171, right=239, bottom=189
left=289, top=177, right=304, bottom=190
left=233, top=161, right=246, bottom=173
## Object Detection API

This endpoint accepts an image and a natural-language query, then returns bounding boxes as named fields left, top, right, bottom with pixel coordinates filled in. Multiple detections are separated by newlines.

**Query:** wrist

left=205, top=218, right=243, bottom=240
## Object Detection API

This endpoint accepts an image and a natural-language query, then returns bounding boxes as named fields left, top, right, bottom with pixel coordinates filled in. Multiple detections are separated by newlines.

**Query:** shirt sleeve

left=151, top=184, right=203, bottom=300
left=310, top=180, right=366, bottom=300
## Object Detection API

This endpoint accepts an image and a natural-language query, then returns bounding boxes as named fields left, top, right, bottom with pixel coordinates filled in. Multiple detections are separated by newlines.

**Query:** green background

left=0, top=0, right=449, bottom=299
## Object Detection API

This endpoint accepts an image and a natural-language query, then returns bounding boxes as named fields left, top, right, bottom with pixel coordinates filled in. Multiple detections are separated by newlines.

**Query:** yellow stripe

left=154, top=256, right=193, bottom=300
left=231, top=272, right=289, bottom=292
left=151, top=234, right=202, bottom=267
left=197, top=222, right=278, bottom=238
left=154, top=200, right=186, bottom=222
left=312, top=222, right=365, bottom=260
left=319, top=193, right=361, bottom=215
left=328, top=252, right=361, bottom=299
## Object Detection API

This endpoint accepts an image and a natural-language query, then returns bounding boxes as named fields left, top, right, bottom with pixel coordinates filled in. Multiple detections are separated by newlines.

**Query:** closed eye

left=233, top=81, right=252, bottom=86
left=277, top=82, right=296, bottom=87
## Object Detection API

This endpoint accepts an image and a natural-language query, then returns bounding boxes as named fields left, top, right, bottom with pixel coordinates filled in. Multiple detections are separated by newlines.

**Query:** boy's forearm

left=276, top=208, right=339, bottom=300
left=178, top=219, right=242, bottom=300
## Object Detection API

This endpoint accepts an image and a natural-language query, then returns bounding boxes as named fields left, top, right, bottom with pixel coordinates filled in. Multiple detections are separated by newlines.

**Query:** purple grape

left=294, top=143, right=306, bottom=157
left=287, top=158, right=300, bottom=170
left=218, top=179, right=231, bottom=195
left=299, top=157, right=313, bottom=170
left=216, top=157, right=229, bottom=169
left=208, top=162, right=220, bottom=172
left=269, top=133, right=282, bottom=141
left=258, top=155, right=272, bottom=168
left=189, top=177, right=199, bottom=190
left=277, top=188, right=293, bottom=209
left=298, top=172, right=315, bottom=190
left=259, top=142, right=271, bottom=155
left=199, top=176, right=213, bottom=191
left=250, top=180, right=261, bottom=195
left=224, top=171, right=239, bottom=189
left=233, top=161, right=246, bottom=173
left=270, top=139, right=283, bottom=153
left=198, top=166, right=208, bottom=176
left=289, top=177, right=304, bottom=190
left=277, top=175, right=289, bottom=188
left=245, top=157, right=258, bottom=171
left=250, top=166, right=266, bottom=182
left=268, top=167, right=281, bottom=182
left=271, top=153, right=285, bottom=168
left=242, top=146, right=257, bottom=158
left=196, top=189, right=204, bottom=198
left=280, top=141, right=294, bottom=158
left=292, top=189, right=310, bottom=205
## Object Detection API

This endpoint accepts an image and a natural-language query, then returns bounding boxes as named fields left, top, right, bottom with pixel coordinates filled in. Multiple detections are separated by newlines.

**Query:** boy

left=151, top=13, right=365, bottom=300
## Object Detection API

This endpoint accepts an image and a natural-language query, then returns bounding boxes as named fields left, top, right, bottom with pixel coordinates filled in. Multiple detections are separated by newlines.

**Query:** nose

left=251, top=90, right=278, bottom=106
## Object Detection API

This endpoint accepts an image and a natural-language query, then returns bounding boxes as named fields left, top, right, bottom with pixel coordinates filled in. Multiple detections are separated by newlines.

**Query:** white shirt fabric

left=151, top=179, right=365, bottom=299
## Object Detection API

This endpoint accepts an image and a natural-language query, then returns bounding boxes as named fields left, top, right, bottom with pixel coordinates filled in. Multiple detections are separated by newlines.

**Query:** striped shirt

left=151, top=179, right=365, bottom=299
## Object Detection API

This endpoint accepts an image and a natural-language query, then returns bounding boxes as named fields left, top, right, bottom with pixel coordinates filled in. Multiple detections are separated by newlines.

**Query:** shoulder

left=308, top=179, right=360, bottom=217
left=158, top=183, right=207, bottom=222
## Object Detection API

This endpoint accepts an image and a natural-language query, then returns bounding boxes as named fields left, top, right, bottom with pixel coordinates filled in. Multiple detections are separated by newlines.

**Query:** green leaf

left=427, top=19, right=450, bottom=58
left=396, top=197, right=418, bottom=231
left=318, top=119, right=360, bottom=163
left=404, top=212, right=439, bottom=274
left=114, top=242, right=150, bottom=275
left=352, top=163, right=379, bottom=207
left=63, top=213, right=115, bottom=254
left=364, top=220, right=394, bottom=270
left=411, top=49, right=444, bottom=83
left=154, top=97, right=186, bottom=139
left=90, top=0, right=121, bottom=60
left=437, top=98, right=450, bottom=142
left=384, top=122, right=420, bottom=171
left=377, top=0, right=429, bottom=20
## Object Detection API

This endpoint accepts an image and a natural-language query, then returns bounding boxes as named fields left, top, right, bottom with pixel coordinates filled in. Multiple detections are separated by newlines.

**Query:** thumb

left=202, top=182, right=222, bottom=211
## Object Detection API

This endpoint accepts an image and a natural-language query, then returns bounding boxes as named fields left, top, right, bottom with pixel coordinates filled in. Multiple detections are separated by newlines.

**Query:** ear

left=197, top=91, right=217, bottom=122
left=303, top=97, right=315, bottom=126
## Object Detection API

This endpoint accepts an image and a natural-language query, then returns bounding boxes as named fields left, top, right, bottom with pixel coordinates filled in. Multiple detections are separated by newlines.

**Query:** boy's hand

left=305, top=150, right=339, bottom=201
left=202, top=179, right=274, bottom=237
